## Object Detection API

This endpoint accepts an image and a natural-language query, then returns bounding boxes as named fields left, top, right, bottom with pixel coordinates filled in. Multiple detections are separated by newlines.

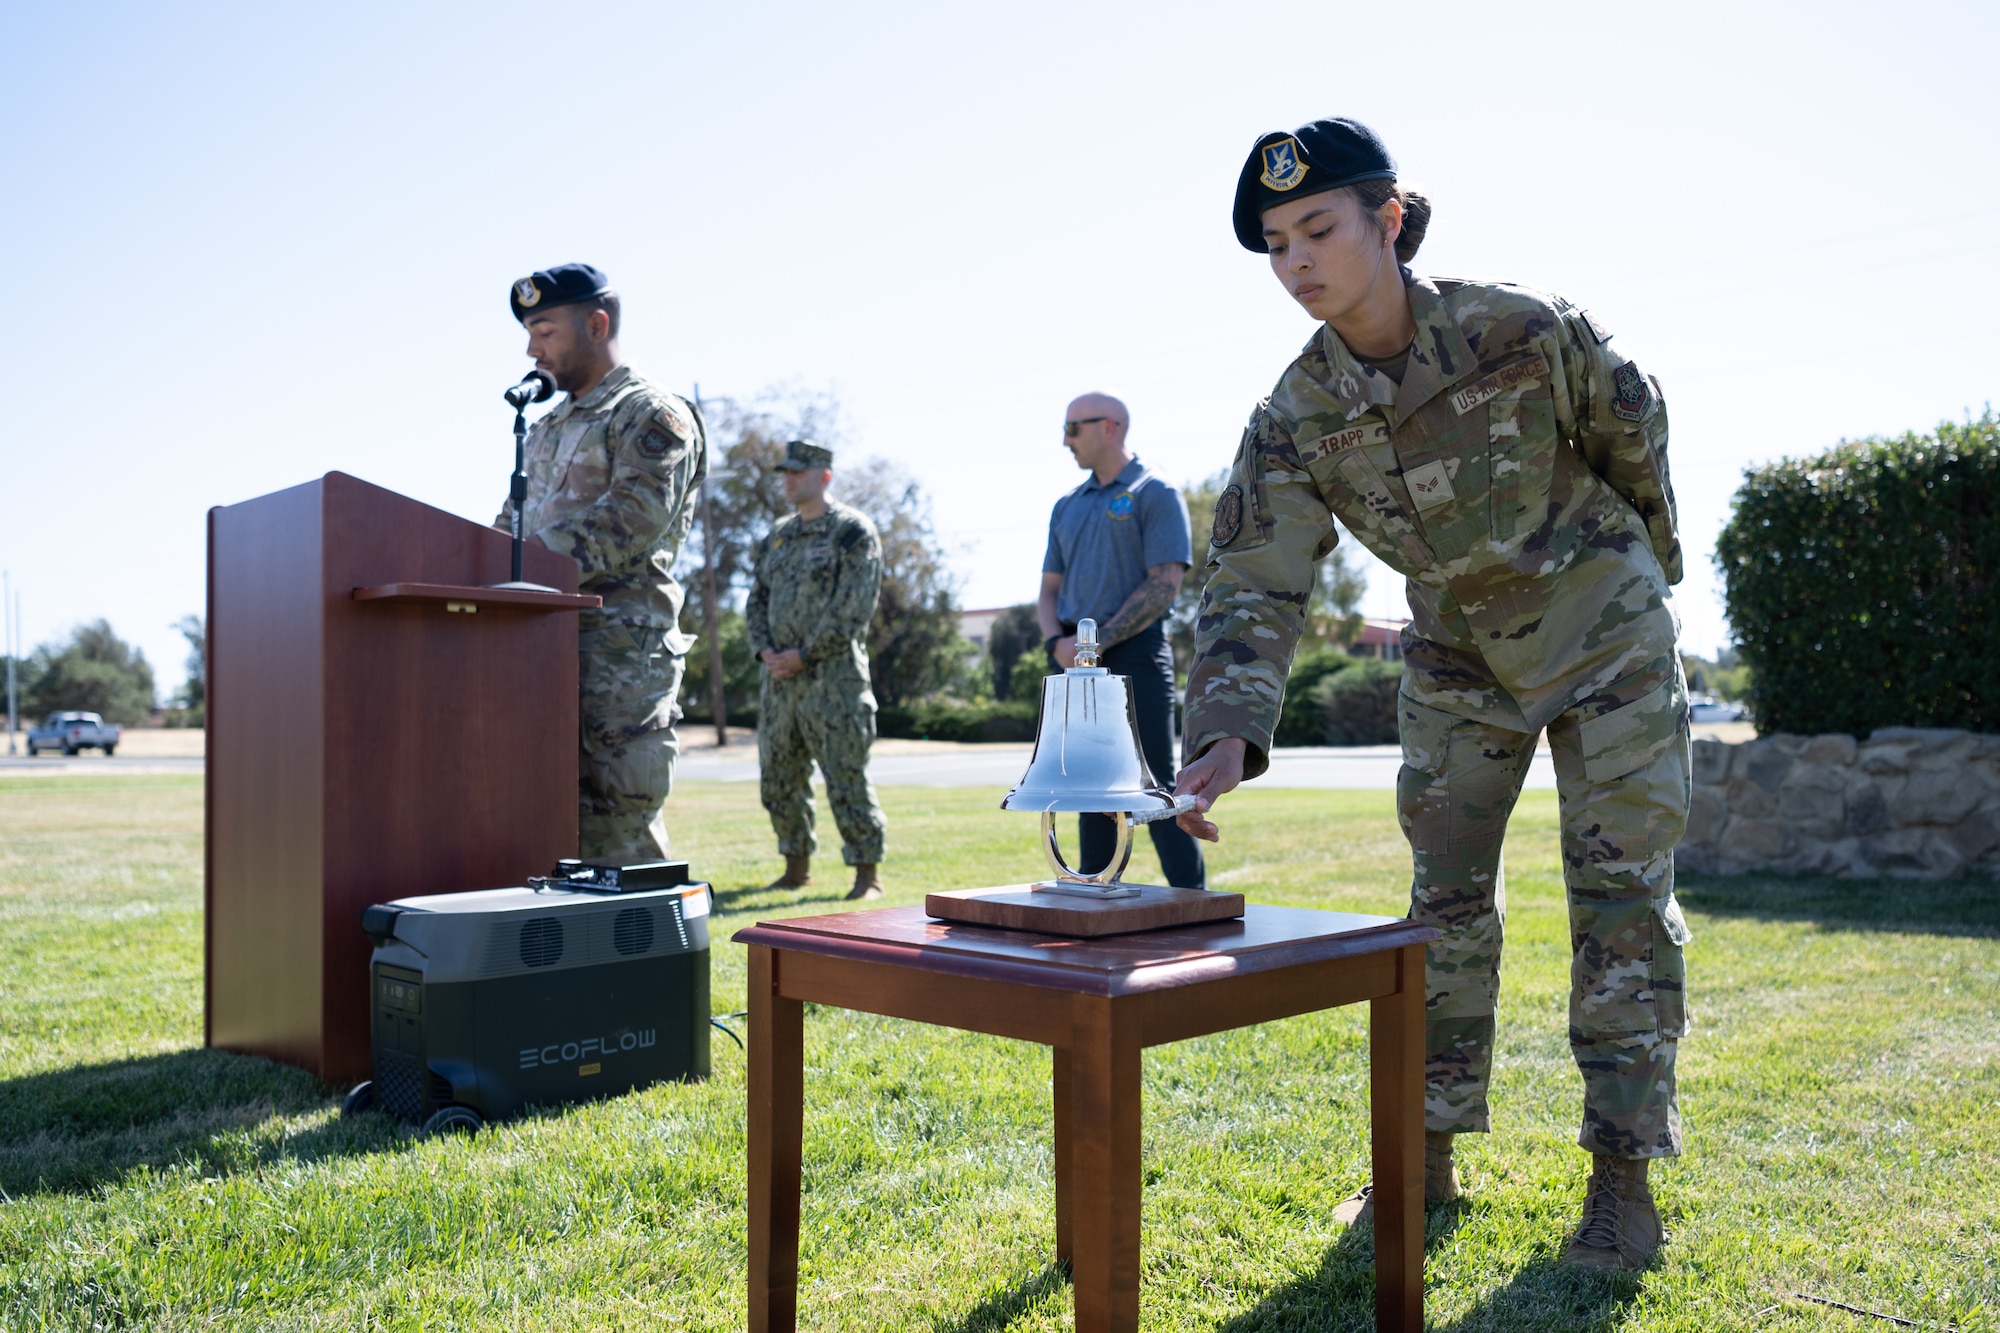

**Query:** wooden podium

left=205, top=471, right=600, bottom=1084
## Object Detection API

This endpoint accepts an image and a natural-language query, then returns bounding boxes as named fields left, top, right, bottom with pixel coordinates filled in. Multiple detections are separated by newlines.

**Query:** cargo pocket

left=1577, top=674, right=1686, bottom=785
left=1651, top=890, right=1692, bottom=1038
left=1395, top=694, right=1456, bottom=855
left=1397, top=694, right=1455, bottom=776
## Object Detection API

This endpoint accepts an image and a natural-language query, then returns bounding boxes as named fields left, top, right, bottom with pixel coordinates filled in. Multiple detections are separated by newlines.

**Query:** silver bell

left=1001, top=618, right=1195, bottom=898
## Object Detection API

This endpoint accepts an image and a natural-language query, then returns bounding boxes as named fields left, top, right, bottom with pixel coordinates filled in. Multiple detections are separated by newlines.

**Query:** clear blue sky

left=4, top=0, right=1995, bottom=698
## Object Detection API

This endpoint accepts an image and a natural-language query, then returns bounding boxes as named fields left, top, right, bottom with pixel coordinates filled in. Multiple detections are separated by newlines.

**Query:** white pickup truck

left=27, top=711, right=122, bottom=755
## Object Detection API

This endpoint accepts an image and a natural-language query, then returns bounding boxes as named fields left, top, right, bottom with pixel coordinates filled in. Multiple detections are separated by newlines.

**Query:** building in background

left=958, top=606, right=1007, bottom=657
left=1349, top=617, right=1410, bottom=662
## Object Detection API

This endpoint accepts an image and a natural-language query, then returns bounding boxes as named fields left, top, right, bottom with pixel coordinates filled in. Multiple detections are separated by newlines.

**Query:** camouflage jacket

left=494, top=364, right=707, bottom=646
left=1185, top=274, right=1682, bottom=777
left=745, top=499, right=883, bottom=685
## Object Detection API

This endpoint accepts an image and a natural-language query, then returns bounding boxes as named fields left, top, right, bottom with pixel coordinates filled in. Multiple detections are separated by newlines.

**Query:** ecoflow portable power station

left=352, top=861, right=711, bottom=1131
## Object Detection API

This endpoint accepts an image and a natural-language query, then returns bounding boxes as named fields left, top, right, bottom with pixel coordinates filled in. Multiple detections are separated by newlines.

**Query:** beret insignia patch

left=1260, top=138, right=1309, bottom=191
left=1611, top=361, right=1652, bottom=423
left=1212, top=485, right=1245, bottom=547
left=514, top=277, right=541, bottom=308
left=638, top=428, right=675, bottom=459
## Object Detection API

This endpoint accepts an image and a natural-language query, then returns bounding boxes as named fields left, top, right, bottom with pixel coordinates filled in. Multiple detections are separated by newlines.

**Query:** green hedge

left=1314, top=657, right=1401, bottom=745
left=877, top=699, right=1038, bottom=743
left=1274, top=647, right=1357, bottom=747
left=1715, top=412, right=2000, bottom=737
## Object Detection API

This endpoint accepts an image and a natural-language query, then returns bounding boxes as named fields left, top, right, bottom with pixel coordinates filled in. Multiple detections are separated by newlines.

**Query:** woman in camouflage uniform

left=1173, top=118, right=1690, bottom=1270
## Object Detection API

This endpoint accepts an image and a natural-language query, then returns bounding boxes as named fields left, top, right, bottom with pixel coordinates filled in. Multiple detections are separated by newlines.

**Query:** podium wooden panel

left=205, top=470, right=597, bottom=1084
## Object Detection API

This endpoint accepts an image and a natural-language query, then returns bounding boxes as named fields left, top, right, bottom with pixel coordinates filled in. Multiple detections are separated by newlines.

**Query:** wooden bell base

left=924, top=884, right=1246, bottom=938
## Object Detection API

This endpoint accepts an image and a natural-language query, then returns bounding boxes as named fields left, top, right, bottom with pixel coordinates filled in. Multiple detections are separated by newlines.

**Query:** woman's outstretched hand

left=1173, top=738, right=1247, bottom=842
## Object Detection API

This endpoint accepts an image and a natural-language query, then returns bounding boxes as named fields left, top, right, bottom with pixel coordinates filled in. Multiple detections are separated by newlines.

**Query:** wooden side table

left=735, top=899, right=1439, bottom=1333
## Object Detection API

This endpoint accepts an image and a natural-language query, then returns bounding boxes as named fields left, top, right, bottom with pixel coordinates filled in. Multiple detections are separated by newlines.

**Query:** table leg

left=1370, top=941, right=1426, bottom=1333
left=1068, top=995, right=1141, bottom=1333
left=1053, top=1045, right=1074, bottom=1268
left=747, top=945, right=804, bottom=1333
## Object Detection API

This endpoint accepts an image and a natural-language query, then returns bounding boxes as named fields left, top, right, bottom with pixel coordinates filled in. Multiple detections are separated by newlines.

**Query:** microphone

left=503, top=370, right=556, bottom=409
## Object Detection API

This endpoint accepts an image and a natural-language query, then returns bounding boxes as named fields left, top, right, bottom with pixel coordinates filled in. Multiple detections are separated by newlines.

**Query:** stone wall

left=1681, top=727, right=2000, bottom=878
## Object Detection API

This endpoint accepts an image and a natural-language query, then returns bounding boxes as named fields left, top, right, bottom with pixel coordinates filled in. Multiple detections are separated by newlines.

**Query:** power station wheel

left=421, top=1105, right=485, bottom=1136
left=340, top=1081, right=376, bottom=1117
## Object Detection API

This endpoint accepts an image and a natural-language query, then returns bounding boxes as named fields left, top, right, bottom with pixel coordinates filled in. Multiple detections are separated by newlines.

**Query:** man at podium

left=497, top=263, right=709, bottom=861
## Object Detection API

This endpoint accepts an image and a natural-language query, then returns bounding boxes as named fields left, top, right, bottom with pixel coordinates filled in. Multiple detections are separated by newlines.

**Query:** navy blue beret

left=1232, top=118, right=1397, bottom=252
left=510, top=263, right=611, bottom=322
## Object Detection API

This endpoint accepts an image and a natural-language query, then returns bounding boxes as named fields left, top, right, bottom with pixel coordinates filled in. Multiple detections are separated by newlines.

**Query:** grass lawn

left=1, top=774, right=1996, bottom=1331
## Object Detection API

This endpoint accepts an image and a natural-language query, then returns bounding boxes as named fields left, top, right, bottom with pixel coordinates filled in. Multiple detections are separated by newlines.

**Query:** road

left=671, top=736, right=1561, bottom=790
left=3, top=723, right=1756, bottom=788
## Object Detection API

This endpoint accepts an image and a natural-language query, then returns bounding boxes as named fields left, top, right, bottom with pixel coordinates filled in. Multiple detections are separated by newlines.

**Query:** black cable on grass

left=1789, top=1291, right=1958, bottom=1331
left=710, top=1017, right=745, bottom=1051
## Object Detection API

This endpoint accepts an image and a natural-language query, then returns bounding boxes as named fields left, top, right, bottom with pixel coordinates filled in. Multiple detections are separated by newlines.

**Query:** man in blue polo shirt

left=1039, top=392, right=1205, bottom=889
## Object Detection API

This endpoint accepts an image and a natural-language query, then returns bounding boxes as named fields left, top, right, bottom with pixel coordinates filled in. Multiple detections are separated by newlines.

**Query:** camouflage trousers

left=759, top=670, right=887, bottom=865
left=578, top=624, right=684, bottom=863
left=1397, top=656, right=1691, bottom=1159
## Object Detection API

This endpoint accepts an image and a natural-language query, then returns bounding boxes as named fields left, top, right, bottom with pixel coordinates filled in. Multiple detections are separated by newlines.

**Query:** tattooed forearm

left=1099, top=563, right=1188, bottom=648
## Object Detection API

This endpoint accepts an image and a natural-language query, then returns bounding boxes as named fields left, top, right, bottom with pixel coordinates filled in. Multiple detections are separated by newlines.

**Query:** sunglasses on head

left=1064, top=417, right=1111, bottom=437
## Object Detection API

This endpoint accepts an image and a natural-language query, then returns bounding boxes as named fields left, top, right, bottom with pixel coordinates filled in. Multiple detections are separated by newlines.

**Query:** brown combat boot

left=1334, top=1131, right=1462, bottom=1225
left=845, top=863, right=884, bottom=901
left=1562, top=1155, right=1663, bottom=1270
left=764, top=854, right=812, bottom=890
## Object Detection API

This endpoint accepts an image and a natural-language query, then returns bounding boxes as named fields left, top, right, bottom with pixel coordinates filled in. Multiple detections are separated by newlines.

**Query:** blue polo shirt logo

left=1107, top=492, right=1135, bottom=520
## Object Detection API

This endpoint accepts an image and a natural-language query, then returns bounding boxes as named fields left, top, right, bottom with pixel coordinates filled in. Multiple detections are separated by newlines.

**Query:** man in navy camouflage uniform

left=746, top=440, right=889, bottom=900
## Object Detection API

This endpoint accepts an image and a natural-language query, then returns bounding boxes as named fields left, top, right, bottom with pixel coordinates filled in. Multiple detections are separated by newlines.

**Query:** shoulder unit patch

left=1211, top=485, right=1244, bottom=547
left=1611, top=361, right=1653, bottom=422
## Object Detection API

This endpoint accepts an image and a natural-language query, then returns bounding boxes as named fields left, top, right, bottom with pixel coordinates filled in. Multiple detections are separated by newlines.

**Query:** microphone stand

left=492, top=384, right=557, bottom=592
left=510, top=404, right=529, bottom=584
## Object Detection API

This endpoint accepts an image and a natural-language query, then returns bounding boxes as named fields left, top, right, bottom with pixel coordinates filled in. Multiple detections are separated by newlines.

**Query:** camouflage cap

left=773, top=439, right=834, bottom=472
left=1232, top=118, right=1397, bottom=251
left=511, top=263, right=611, bottom=322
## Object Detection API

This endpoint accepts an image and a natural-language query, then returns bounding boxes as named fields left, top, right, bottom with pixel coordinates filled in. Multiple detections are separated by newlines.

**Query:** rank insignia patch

left=514, top=277, right=542, bottom=308
left=1611, top=361, right=1653, bottom=422
left=1212, top=485, right=1244, bottom=547
left=1404, top=459, right=1456, bottom=512
left=1259, top=138, right=1308, bottom=191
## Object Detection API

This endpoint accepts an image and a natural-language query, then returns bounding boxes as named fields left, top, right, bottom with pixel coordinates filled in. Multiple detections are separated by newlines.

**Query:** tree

left=681, top=385, right=966, bottom=710
left=21, top=620, right=156, bottom=725
left=840, top=457, right=966, bottom=707
left=986, top=604, right=1040, bottom=700
left=173, top=614, right=205, bottom=719
left=677, top=609, right=762, bottom=725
